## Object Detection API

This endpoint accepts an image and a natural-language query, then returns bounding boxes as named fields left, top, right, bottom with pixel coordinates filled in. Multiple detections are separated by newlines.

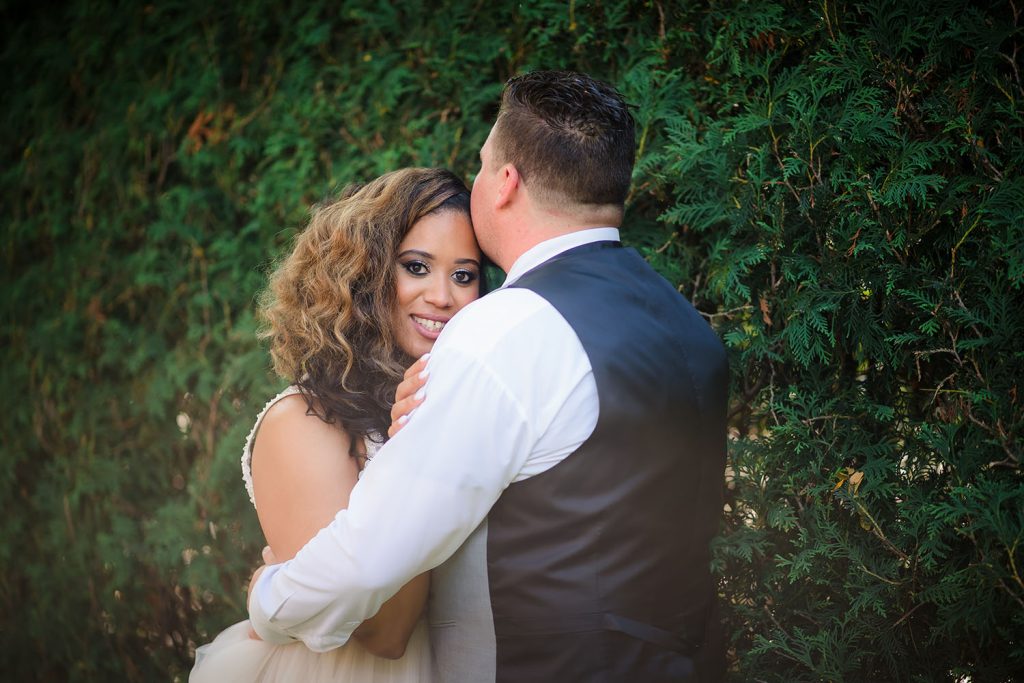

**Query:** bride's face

left=391, top=210, right=481, bottom=358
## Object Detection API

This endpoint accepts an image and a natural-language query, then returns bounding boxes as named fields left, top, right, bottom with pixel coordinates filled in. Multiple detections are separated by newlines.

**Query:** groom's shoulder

left=442, top=287, right=568, bottom=352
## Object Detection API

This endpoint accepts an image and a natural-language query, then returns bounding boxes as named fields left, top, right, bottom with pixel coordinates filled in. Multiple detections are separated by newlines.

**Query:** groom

left=249, top=70, right=728, bottom=681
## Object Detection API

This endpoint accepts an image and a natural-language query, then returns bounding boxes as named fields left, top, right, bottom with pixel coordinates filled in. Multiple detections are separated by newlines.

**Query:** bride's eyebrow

left=397, top=250, right=481, bottom=269
left=397, top=249, right=434, bottom=260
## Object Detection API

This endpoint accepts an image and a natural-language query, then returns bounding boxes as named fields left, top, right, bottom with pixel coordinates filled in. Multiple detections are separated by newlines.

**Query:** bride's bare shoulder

left=252, top=394, right=355, bottom=467
left=250, top=393, right=361, bottom=560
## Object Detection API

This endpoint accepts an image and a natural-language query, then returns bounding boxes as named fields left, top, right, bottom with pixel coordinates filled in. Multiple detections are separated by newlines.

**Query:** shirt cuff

left=247, top=564, right=299, bottom=646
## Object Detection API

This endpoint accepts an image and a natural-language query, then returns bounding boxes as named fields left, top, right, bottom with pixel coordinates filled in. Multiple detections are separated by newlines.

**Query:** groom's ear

left=495, top=163, right=519, bottom=209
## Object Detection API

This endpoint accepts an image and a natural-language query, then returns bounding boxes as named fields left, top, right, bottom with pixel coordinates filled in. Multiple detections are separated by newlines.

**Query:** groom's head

left=492, top=70, right=635, bottom=207
left=471, top=71, right=635, bottom=266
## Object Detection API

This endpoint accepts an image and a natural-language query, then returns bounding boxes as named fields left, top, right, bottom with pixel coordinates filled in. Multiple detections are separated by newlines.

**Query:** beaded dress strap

left=240, top=386, right=302, bottom=509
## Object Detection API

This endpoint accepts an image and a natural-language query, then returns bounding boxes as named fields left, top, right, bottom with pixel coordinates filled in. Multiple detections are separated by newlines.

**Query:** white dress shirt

left=248, top=228, right=619, bottom=650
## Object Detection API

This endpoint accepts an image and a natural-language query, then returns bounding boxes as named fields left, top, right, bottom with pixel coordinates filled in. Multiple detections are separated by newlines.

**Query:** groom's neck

left=494, top=203, right=623, bottom=272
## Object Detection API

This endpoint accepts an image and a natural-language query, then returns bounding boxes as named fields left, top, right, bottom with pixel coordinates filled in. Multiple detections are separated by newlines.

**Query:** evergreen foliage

left=2, top=0, right=1021, bottom=680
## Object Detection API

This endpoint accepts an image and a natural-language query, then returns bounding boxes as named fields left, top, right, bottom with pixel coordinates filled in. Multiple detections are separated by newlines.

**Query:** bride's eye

left=402, top=260, right=429, bottom=276
left=452, top=269, right=478, bottom=285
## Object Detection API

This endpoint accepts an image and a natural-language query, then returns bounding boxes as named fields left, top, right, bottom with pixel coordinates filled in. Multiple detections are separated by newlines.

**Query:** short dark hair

left=491, top=70, right=635, bottom=207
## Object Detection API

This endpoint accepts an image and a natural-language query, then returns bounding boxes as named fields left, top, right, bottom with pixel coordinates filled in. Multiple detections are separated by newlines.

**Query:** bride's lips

left=410, top=314, right=450, bottom=340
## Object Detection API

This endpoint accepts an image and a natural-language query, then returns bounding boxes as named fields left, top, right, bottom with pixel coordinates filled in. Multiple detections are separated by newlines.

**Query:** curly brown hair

left=258, top=167, right=472, bottom=444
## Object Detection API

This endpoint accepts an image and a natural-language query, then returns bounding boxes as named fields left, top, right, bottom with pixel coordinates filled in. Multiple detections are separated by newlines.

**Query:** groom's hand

left=247, top=546, right=278, bottom=640
left=388, top=354, right=429, bottom=437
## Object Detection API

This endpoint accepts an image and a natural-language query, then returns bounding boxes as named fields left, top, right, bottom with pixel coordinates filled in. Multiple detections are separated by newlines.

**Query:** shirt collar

left=500, top=227, right=621, bottom=288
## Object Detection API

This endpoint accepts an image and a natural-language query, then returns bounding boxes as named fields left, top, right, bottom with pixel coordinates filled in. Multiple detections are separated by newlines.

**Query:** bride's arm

left=251, top=395, right=427, bottom=659
left=349, top=572, right=429, bottom=658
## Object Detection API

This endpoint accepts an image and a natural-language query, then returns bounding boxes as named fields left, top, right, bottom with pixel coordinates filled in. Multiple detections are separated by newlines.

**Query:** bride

left=190, top=168, right=482, bottom=681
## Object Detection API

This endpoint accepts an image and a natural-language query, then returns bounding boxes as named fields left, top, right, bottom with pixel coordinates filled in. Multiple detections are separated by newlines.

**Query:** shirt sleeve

left=247, top=342, right=535, bottom=651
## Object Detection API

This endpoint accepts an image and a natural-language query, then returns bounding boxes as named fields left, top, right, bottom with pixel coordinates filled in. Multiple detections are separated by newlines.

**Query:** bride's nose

left=423, top=275, right=454, bottom=308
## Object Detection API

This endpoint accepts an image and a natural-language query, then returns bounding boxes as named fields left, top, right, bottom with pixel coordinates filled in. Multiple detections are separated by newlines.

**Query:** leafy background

left=2, top=0, right=1021, bottom=680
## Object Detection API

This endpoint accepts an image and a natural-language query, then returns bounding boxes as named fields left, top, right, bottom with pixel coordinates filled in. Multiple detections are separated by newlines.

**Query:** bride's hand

left=247, top=546, right=278, bottom=640
left=388, top=355, right=429, bottom=437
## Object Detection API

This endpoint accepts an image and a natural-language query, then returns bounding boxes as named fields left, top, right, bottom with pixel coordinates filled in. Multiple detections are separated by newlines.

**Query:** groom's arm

left=247, top=336, right=535, bottom=650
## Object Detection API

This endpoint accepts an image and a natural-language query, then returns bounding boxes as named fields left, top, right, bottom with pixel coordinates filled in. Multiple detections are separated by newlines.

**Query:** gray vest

left=428, top=242, right=727, bottom=682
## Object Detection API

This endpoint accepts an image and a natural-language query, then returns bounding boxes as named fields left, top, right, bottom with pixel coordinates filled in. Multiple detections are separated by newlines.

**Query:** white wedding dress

left=190, top=386, right=432, bottom=682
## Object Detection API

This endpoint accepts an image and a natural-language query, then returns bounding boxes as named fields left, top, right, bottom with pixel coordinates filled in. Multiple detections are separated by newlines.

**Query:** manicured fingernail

left=398, top=415, right=409, bottom=425
left=419, top=352, right=431, bottom=362
left=418, top=368, right=430, bottom=380
left=414, top=388, right=426, bottom=401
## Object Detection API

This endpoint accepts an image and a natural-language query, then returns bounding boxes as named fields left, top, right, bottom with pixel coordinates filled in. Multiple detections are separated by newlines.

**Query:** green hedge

left=3, top=1, right=1021, bottom=680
